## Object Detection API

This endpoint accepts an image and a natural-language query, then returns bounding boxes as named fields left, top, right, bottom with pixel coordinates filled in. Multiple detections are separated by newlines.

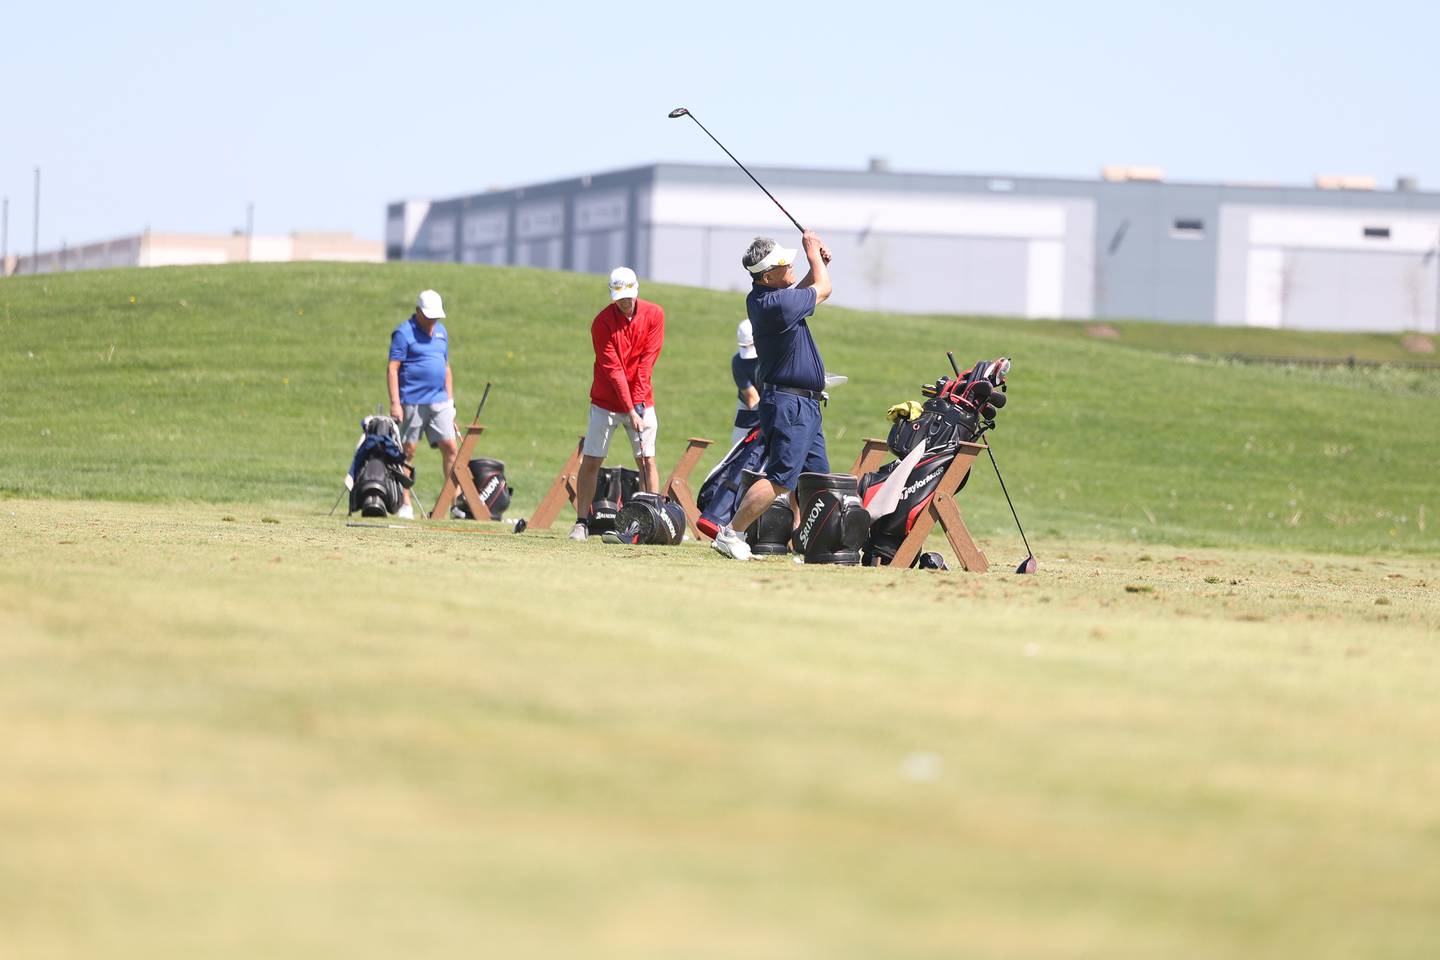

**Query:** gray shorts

left=401, top=400, right=456, bottom=445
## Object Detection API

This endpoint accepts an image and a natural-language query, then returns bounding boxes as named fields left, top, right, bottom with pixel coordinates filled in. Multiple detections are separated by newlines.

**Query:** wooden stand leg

left=849, top=437, right=890, bottom=477
left=663, top=437, right=713, bottom=538
left=528, top=437, right=585, bottom=530
left=886, top=442, right=988, bottom=572
left=429, top=425, right=486, bottom=520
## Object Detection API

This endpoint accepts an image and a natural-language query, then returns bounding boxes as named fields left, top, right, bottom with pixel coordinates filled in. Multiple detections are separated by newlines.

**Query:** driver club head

left=1016, top=555, right=1038, bottom=575
left=667, top=107, right=690, bottom=118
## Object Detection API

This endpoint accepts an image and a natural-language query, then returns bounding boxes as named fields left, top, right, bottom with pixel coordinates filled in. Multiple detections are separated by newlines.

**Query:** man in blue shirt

left=712, top=232, right=832, bottom=561
left=731, top=318, right=761, bottom=444
left=387, top=289, right=457, bottom=519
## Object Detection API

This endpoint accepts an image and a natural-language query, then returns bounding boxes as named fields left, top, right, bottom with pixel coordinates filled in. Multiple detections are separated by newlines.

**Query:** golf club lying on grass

left=945, top=351, right=1036, bottom=574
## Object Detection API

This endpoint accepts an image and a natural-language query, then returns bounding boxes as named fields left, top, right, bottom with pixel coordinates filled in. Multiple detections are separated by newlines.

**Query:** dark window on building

left=1172, top=218, right=1205, bottom=237
left=386, top=244, right=403, bottom=260
left=1364, top=226, right=1391, bottom=239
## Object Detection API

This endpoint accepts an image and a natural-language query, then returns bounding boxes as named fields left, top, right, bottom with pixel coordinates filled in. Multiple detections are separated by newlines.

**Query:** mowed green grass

left=2, top=499, right=1439, bottom=959
left=1, top=262, right=1437, bottom=554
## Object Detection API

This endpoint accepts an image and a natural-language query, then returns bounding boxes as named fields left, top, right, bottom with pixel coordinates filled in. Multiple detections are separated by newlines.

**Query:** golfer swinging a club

left=569, top=267, right=665, bottom=541
left=712, top=232, right=832, bottom=560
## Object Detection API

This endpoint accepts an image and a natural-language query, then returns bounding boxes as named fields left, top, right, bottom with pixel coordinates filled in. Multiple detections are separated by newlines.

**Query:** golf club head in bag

left=611, top=493, right=687, bottom=546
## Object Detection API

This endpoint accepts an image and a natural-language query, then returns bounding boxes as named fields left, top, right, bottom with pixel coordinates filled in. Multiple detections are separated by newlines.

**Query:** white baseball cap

left=608, top=266, right=639, bottom=302
left=416, top=289, right=445, bottom=319
left=736, top=319, right=757, bottom=359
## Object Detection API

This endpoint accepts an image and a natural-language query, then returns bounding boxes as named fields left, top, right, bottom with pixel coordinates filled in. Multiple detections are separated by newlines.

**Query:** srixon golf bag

left=858, top=357, right=1011, bottom=566
left=347, top=415, right=414, bottom=517
left=695, top=427, right=768, bottom=539
left=792, top=473, right=871, bottom=565
left=612, top=492, right=688, bottom=545
left=452, top=458, right=514, bottom=521
left=588, top=466, right=642, bottom=533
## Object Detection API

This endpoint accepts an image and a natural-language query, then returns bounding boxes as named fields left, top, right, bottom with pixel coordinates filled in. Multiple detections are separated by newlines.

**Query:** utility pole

left=246, top=202, right=254, bottom=261
left=32, top=168, right=41, bottom=273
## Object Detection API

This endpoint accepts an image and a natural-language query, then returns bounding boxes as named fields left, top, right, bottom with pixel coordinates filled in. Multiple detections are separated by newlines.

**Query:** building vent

left=1172, top=218, right=1205, bottom=237
left=1363, top=226, right=1391, bottom=240
left=1314, top=174, right=1376, bottom=190
left=1102, top=165, right=1163, bottom=182
left=868, top=156, right=890, bottom=173
left=1397, top=176, right=1419, bottom=192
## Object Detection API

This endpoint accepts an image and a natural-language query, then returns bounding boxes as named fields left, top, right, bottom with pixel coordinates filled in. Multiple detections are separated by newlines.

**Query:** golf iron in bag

left=346, top=415, right=415, bottom=518
left=857, top=357, right=1012, bottom=567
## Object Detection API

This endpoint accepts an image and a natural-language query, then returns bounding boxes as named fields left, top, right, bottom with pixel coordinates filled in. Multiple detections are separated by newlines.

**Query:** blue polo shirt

left=746, top=284, right=824, bottom=392
left=388, top=315, right=450, bottom=404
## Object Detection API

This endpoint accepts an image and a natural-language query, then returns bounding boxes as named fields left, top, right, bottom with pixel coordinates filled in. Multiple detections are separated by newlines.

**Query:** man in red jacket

left=570, top=267, right=665, bottom=540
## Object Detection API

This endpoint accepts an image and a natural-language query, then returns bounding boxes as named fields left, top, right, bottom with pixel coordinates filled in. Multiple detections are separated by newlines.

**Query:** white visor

left=746, top=245, right=798, bottom=275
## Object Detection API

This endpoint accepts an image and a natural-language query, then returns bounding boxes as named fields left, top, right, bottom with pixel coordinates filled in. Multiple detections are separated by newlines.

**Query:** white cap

left=745, top=244, right=798, bottom=274
left=416, top=289, right=445, bottom=319
left=736, top=319, right=757, bottom=359
left=608, top=266, right=639, bottom=302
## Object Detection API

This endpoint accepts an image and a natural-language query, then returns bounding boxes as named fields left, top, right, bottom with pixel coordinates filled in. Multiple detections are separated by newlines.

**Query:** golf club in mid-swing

left=668, top=107, right=828, bottom=267
left=946, top=351, right=1036, bottom=574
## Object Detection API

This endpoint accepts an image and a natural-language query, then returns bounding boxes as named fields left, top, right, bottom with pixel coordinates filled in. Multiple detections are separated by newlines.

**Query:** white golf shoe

left=568, top=521, right=589, bottom=541
left=711, top=525, right=752, bottom=561
left=396, top=503, right=415, bottom=520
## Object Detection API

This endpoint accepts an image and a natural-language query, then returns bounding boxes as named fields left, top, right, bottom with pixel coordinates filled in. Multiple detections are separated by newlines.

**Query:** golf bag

left=695, top=427, right=768, bottom=539
left=347, top=415, right=414, bottom=517
left=740, top=470, right=794, bottom=555
left=793, top=473, right=871, bottom=565
left=589, top=466, right=642, bottom=533
left=612, top=492, right=688, bottom=545
left=452, top=458, right=514, bottom=521
left=859, top=357, right=1011, bottom=566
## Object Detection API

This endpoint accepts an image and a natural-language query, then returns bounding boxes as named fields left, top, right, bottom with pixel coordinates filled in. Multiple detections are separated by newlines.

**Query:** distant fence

left=1182, top=353, right=1440, bottom=372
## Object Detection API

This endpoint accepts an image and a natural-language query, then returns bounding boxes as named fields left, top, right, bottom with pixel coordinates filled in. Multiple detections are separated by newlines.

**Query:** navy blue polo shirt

left=732, top=352, right=761, bottom=429
left=746, top=284, right=824, bottom=392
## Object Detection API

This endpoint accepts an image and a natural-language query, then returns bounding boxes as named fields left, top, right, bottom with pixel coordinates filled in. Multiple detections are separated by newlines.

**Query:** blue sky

left=2, top=0, right=1435, bottom=249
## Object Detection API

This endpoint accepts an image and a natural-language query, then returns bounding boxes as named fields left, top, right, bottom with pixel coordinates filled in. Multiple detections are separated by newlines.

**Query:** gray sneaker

left=711, top=525, right=752, bottom=561
left=568, top=521, right=589, bottom=541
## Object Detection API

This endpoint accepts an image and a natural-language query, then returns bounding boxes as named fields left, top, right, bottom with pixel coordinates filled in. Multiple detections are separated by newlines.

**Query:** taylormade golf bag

left=589, top=467, right=642, bottom=533
left=612, top=492, right=688, bottom=545
left=347, top=415, right=414, bottom=517
left=452, top=458, right=513, bottom=521
left=695, top=427, right=768, bottom=539
left=793, top=473, right=871, bottom=565
left=859, top=357, right=1011, bottom=566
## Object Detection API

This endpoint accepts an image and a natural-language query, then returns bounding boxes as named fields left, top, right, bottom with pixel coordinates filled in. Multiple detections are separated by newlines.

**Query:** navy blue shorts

left=759, top=389, right=829, bottom=491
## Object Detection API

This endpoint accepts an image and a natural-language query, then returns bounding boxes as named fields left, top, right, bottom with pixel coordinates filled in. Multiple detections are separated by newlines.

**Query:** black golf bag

left=859, top=357, right=1011, bottom=566
left=452, top=458, right=514, bottom=521
left=347, top=415, right=414, bottom=517
left=740, top=469, right=794, bottom=555
left=793, top=473, right=871, bottom=565
left=612, top=492, right=688, bottom=545
left=695, top=427, right=767, bottom=539
left=589, top=466, right=642, bottom=533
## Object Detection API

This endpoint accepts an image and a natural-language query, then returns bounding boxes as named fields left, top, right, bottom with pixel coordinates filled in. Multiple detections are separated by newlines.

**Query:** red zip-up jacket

left=589, top=299, right=664, bottom=413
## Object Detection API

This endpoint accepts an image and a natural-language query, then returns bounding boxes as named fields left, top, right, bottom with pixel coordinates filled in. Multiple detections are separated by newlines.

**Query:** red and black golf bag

left=858, top=358, right=1010, bottom=566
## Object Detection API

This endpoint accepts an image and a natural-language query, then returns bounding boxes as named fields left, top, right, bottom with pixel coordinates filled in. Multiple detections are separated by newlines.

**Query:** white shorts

left=401, top=400, right=456, bottom=446
left=583, top=404, right=658, bottom=459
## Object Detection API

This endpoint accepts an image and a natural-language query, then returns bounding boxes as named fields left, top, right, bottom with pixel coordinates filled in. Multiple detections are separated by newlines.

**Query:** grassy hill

left=1, top=262, right=1437, bottom=554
